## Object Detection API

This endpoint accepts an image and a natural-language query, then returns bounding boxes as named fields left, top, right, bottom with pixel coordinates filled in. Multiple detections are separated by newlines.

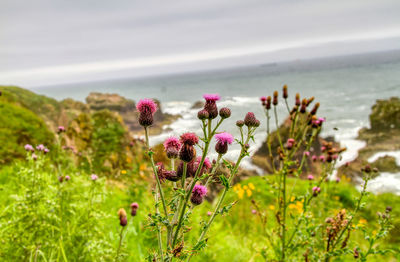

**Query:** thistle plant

left=136, top=94, right=259, bottom=261
left=255, top=86, right=393, bottom=261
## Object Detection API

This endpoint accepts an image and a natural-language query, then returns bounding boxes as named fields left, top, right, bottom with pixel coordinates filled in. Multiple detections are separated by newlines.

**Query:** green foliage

left=0, top=100, right=54, bottom=164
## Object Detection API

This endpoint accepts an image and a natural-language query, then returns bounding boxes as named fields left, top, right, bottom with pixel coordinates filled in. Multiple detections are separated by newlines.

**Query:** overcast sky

left=1, top=0, right=400, bottom=87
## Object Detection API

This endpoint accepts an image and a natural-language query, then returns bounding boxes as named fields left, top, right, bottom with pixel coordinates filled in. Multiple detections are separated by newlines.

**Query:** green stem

left=115, top=226, right=126, bottom=261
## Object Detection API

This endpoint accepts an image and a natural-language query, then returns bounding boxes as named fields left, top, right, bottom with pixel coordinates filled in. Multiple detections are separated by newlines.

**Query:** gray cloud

left=1, top=0, right=400, bottom=86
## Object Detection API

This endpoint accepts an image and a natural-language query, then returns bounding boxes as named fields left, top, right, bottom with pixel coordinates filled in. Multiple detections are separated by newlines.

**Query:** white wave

left=366, top=172, right=400, bottom=195
left=368, top=151, right=400, bottom=165
left=219, top=96, right=260, bottom=107
left=163, top=101, right=192, bottom=115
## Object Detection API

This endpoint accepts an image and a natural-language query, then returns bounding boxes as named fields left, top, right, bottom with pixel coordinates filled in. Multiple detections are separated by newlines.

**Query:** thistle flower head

left=215, top=132, right=234, bottom=154
left=196, top=156, right=212, bottom=170
left=130, top=202, right=139, bottom=216
left=215, top=132, right=234, bottom=145
left=193, top=184, right=208, bottom=197
left=312, top=186, right=321, bottom=196
left=207, top=211, right=212, bottom=216
left=65, top=175, right=71, bottom=181
left=304, top=151, right=310, bottom=157
left=260, top=96, right=267, bottom=102
left=24, top=144, right=34, bottom=152
left=180, top=133, right=199, bottom=146
left=203, top=94, right=220, bottom=102
left=36, top=144, right=45, bottom=151
left=307, top=174, right=314, bottom=180
left=163, top=136, right=181, bottom=158
left=203, top=94, right=220, bottom=119
left=273, top=91, right=278, bottom=105
left=137, top=99, right=158, bottom=126
left=58, top=126, right=66, bottom=133
left=118, top=208, right=128, bottom=226
left=191, top=184, right=208, bottom=205
left=91, top=174, right=98, bottom=181
left=136, top=99, right=157, bottom=114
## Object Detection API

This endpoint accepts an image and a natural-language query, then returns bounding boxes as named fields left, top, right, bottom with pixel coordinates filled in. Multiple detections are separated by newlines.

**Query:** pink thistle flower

left=307, top=174, right=314, bottom=180
left=44, top=148, right=50, bottom=154
left=136, top=99, right=157, bottom=114
left=318, top=117, right=326, bottom=122
left=312, top=186, right=321, bottom=196
left=251, top=209, right=257, bottom=214
left=336, top=177, right=341, bottom=183
left=332, top=154, right=338, bottom=160
left=321, top=146, right=326, bottom=151
left=57, top=126, right=66, bottom=133
left=203, top=94, right=220, bottom=119
left=260, top=96, right=267, bottom=102
left=36, top=144, right=45, bottom=151
left=137, top=99, right=158, bottom=126
left=312, top=155, right=317, bottom=162
left=207, top=211, right=212, bottom=216
left=191, top=184, right=208, bottom=205
left=180, top=133, right=199, bottom=146
left=215, top=132, right=234, bottom=145
left=203, top=94, right=220, bottom=102
left=130, top=202, right=139, bottom=216
left=24, top=144, right=34, bottom=152
left=163, top=136, right=181, bottom=159
left=319, top=155, right=325, bottom=162
left=304, top=151, right=310, bottom=157
left=65, top=175, right=71, bottom=181
left=215, top=132, right=234, bottom=155
left=91, top=174, right=98, bottom=181
left=193, top=184, right=207, bottom=197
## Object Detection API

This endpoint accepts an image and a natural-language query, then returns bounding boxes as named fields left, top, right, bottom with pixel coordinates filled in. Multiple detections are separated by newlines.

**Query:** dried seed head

left=283, top=85, right=288, bottom=99
left=266, top=96, right=272, bottom=110
left=310, top=102, right=320, bottom=115
left=273, top=91, right=278, bottom=105
left=295, top=93, right=301, bottom=106
left=300, top=98, right=307, bottom=113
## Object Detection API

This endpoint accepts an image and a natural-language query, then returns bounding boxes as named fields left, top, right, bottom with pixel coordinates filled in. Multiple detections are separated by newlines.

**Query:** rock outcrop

left=338, top=97, right=400, bottom=180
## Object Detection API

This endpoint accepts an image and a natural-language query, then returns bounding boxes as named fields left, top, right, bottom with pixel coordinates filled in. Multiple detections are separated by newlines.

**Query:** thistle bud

left=273, top=91, right=278, bottom=106
left=197, top=109, right=209, bottom=120
left=219, top=107, right=231, bottom=119
left=244, top=112, right=259, bottom=127
left=364, top=165, right=371, bottom=173
left=283, top=85, right=288, bottom=99
left=236, top=120, right=244, bottom=127
left=353, top=248, right=359, bottom=259
left=386, top=206, right=392, bottom=213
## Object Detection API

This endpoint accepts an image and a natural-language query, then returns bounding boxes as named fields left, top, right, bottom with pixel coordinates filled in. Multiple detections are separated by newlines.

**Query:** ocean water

left=32, top=50, right=400, bottom=193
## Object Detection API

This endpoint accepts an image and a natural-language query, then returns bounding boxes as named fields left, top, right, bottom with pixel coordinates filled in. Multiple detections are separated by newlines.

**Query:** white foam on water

left=368, top=151, right=400, bottom=165
left=366, top=172, right=400, bottom=195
